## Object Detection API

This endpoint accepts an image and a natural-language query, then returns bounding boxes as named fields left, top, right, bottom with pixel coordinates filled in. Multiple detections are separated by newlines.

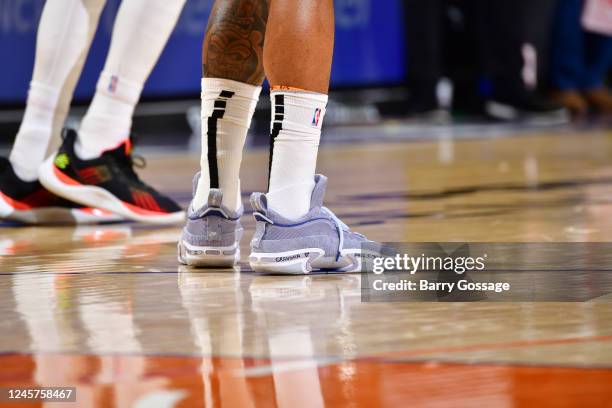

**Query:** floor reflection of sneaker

left=249, top=174, right=379, bottom=274
left=178, top=173, right=243, bottom=267
left=38, top=129, right=184, bottom=224
left=485, top=91, right=570, bottom=125
left=0, top=157, right=121, bottom=225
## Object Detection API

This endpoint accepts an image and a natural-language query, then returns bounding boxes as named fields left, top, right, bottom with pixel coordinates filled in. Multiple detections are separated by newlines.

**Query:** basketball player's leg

left=263, top=0, right=333, bottom=219
left=39, top=0, right=187, bottom=224
left=194, top=0, right=268, bottom=210
left=75, top=0, right=188, bottom=159
left=180, top=0, right=377, bottom=270
left=249, top=0, right=378, bottom=273
left=47, top=27, right=99, bottom=157
left=9, top=0, right=104, bottom=181
left=179, top=0, right=267, bottom=266
left=0, top=0, right=117, bottom=224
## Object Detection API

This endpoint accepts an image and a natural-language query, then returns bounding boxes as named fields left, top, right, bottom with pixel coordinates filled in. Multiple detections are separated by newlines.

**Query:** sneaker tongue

left=310, top=174, right=328, bottom=210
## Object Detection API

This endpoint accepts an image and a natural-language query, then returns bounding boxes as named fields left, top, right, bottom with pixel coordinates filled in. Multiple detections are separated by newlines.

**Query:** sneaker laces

left=322, top=206, right=367, bottom=261
left=322, top=206, right=350, bottom=261
left=115, top=136, right=148, bottom=187
left=131, top=155, right=147, bottom=169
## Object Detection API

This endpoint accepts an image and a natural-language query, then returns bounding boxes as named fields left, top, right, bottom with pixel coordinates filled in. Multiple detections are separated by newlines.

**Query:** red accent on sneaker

left=122, top=200, right=169, bottom=216
left=21, top=188, right=58, bottom=207
left=77, top=167, right=102, bottom=185
left=124, top=139, right=132, bottom=155
left=0, top=191, right=32, bottom=210
left=53, top=164, right=171, bottom=217
left=131, top=191, right=163, bottom=213
left=53, top=165, right=82, bottom=186
left=100, top=138, right=131, bottom=156
left=1, top=187, right=59, bottom=209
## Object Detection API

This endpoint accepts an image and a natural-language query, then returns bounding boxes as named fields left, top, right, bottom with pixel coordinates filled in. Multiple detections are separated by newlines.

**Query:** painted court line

left=372, top=334, right=612, bottom=360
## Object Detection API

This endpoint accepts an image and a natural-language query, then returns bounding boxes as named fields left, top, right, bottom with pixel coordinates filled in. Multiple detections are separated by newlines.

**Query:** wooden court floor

left=1, top=129, right=612, bottom=407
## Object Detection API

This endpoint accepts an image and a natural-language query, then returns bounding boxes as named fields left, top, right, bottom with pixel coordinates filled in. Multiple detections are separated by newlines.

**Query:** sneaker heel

left=178, top=240, right=239, bottom=268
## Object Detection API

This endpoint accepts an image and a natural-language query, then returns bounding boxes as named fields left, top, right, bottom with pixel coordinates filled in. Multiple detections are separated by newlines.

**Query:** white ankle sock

left=76, top=0, right=186, bottom=160
left=10, top=83, right=60, bottom=181
left=267, top=90, right=328, bottom=220
left=76, top=72, right=142, bottom=159
left=47, top=0, right=106, bottom=156
left=9, top=0, right=104, bottom=181
left=193, top=78, right=261, bottom=212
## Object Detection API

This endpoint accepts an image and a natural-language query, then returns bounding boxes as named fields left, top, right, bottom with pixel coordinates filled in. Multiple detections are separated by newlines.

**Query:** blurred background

left=0, top=0, right=610, bottom=152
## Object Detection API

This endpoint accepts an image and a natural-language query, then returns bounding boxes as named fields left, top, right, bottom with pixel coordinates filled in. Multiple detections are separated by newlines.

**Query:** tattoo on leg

left=203, top=0, right=269, bottom=85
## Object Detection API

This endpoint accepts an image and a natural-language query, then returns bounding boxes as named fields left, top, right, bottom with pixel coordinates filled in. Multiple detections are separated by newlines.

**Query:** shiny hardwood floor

left=1, top=128, right=612, bottom=407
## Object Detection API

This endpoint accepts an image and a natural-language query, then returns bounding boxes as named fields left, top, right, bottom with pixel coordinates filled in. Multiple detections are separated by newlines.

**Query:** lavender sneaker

left=249, top=174, right=378, bottom=274
left=178, top=173, right=242, bottom=267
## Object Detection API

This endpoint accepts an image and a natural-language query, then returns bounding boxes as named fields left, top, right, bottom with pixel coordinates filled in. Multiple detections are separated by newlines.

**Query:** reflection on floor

left=1, top=129, right=612, bottom=406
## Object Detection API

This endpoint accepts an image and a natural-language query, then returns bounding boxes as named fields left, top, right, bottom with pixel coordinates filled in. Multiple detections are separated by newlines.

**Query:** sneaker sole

left=178, top=240, right=240, bottom=268
left=249, top=248, right=364, bottom=274
left=39, top=157, right=185, bottom=225
left=0, top=190, right=121, bottom=225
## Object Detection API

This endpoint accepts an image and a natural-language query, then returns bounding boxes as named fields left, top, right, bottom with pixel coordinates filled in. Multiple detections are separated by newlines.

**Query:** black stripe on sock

left=268, top=94, right=285, bottom=189
left=207, top=90, right=234, bottom=188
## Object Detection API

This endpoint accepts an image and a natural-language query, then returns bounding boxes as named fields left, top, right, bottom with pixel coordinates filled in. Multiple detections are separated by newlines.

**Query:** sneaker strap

left=250, top=192, right=274, bottom=224
left=322, top=206, right=346, bottom=261
left=250, top=192, right=267, bottom=213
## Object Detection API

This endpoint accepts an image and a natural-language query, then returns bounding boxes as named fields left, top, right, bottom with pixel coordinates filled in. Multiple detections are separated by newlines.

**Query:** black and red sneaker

left=0, top=157, right=121, bottom=224
left=39, top=129, right=184, bottom=224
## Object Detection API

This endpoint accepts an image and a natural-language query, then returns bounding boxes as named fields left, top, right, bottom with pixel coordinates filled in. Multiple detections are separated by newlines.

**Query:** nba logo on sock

left=108, top=75, right=119, bottom=93
left=312, top=108, right=322, bottom=127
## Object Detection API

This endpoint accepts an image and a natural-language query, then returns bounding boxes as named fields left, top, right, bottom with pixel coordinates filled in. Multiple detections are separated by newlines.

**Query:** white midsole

left=0, top=189, right=121, bottom=225
left=178, top=240, right=240, bottom=267
left=0, top=192, right=15, bottom=218
left=38, top=157, right=184, bottom=225
left=249, top=248, right=364, bottom=274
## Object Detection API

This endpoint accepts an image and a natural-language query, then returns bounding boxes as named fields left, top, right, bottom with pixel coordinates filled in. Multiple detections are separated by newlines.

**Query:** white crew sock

left=9, top=0, right=105, bottom=181
left=267, top=90, right=328, bottom=220
left=48, top=0, right=107, bottom=156
left=76, top=72, right=143, bottom=158
left=193, top=78, right=261, bottom=212
left=76, top=0, right=187, bottom=160
left=11, top=83, right=60, bottom=182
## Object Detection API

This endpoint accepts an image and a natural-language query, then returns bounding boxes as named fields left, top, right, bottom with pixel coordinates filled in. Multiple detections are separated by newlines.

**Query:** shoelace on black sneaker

left=131, top=155, right=146, bottom=168
left=116, top=151, right=149, bottom=187
left=113, top=134, right=152, bottom=190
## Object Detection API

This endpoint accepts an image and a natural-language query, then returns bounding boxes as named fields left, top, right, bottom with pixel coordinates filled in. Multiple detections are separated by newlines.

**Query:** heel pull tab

left=208, top=189, right=223, bottom=208
left=250, top=193, right=274, bottom=224
left=250, top=192, right=267, bottom=214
